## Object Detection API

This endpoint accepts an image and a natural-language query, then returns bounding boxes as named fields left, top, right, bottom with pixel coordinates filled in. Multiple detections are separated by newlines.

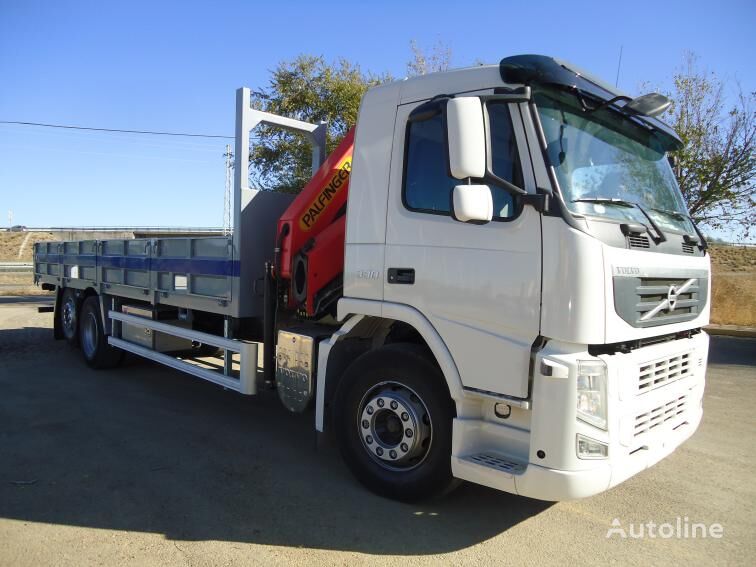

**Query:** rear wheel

left=78, top=296, right=123, bottom=369
left=334, top=343, right=458, bottom=501
left=59, top=289, right=79, bottom=345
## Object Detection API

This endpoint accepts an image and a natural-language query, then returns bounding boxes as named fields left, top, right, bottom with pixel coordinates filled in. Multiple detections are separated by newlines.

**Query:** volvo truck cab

left=328, top=55, right=708, bottom=500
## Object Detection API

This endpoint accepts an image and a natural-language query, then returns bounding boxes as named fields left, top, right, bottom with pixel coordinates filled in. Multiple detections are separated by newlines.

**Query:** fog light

left=577, top=434, right=608, bottom=459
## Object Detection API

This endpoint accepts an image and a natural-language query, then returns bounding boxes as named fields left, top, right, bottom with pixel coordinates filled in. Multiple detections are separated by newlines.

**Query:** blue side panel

left=98, top=256, right=151, bottom=270
left=38, top=249, right=240, bottom=276
left=35, top=235, right=245, bottom=317
left=151, top=258, right=240, bottom=277
left=91, top=255, right=240, bottom=277
left=61, top=254, right=97, bottom=265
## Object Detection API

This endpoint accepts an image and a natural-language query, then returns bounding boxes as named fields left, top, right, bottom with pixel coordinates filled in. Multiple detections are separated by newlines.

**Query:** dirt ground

left=0, top=296, right=754, bottom=566
left=0, top=273, right=51, bottom=297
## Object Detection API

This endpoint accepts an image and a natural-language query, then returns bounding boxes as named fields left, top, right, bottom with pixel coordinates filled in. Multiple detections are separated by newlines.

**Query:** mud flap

left=52, top=287, right=64, bottom=340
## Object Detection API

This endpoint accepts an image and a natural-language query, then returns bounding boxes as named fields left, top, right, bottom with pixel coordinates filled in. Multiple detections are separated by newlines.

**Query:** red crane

left=275, top=128, right=355, bottom=317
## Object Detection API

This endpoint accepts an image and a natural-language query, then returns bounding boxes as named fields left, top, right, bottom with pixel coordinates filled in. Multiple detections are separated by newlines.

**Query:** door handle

left=387, top=268, right=415, bottom=285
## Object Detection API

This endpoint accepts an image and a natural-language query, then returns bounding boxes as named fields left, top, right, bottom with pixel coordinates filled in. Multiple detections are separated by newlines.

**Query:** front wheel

left=78, top=296, right=123, bottom=369
left=334, top=344, right=458, bottom=501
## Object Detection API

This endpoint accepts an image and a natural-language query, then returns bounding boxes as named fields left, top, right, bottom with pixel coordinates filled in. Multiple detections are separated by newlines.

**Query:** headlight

left=576, top=360, right=607, bottom=430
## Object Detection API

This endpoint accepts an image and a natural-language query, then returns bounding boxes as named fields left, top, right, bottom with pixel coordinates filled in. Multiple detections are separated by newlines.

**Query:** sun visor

left=499, top=54, right=682, bottom=150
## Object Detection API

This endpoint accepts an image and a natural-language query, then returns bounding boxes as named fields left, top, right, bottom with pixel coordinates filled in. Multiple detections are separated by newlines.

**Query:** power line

left=0, top=120, right=233, bottom=139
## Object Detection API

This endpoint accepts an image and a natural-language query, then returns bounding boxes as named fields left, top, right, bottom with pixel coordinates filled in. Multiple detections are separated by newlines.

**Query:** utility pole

left=223, top=144, right=233, bottom=236
left=7, top=209, right=13, bottom=229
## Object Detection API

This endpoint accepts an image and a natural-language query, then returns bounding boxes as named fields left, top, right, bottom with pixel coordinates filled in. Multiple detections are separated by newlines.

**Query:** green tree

left=663, top=53, right=755, bottom=238
left=249, top=56, right=389, bottom=193
left=248, top=43, right=455, bottom=193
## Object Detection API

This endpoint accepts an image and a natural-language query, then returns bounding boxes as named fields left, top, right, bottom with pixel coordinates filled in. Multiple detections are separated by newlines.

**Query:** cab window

left=402, top=103, right=522, bottom=220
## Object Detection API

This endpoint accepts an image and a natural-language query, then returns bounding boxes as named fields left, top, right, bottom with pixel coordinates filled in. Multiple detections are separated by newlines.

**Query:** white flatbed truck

left=35, top=55, right=711, bottom=502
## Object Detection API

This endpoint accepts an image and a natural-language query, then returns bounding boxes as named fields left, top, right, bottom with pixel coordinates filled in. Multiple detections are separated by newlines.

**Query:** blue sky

left=1, top=0, right=753, bottom=238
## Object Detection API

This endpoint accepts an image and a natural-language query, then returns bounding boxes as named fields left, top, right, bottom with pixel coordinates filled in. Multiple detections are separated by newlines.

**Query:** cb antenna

left=615, top=45, right=623, bottom=88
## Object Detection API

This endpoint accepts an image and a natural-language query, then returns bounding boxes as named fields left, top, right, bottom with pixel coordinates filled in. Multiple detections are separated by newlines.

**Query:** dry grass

left=0, top=232, right=60, bottom=296
left=0, top=231, right=59, bottom=262
left=710, top=272, right=756, bottom=327
left=0, top=272, right=53, bottom=296
left=709, top=245, right=756, bottom=273
left=708, top=245, right=756, bottom=327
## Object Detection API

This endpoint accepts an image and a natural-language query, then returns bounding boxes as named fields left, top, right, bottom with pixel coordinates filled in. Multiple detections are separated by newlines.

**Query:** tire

left=59, top=288, right=79, bottom=345
left=333, top=343, right=458, bottom=501
left=78, top=296, right=123, bottom=369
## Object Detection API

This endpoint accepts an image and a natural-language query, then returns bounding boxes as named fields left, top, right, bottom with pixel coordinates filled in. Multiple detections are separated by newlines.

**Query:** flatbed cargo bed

left=33, top=189, right=294, bottom=318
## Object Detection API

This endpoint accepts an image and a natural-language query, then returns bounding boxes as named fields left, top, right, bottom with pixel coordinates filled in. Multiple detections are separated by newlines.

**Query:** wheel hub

left=359, top=383, right=432, bottom=470
left=62, top=297, right=75, bottom=331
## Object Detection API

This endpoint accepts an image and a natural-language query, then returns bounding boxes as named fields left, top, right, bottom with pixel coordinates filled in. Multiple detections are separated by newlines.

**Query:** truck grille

left=638, top=352, right=692, bottom=394
left=613, top=275, right=708, bottom=328
left=634, top=395, right=687, bottom=437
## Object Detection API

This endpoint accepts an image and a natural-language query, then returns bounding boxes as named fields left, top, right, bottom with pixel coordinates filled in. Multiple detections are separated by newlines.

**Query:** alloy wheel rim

left=357, top=381, right=433, bottom=471
left=62, top=297, right=76, bottom=334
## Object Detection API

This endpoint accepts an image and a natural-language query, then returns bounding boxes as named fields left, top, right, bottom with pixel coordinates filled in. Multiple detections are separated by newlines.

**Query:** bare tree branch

left=407, top=40, right=452, bottom=76
left=663, top=52, right=755, bottom=239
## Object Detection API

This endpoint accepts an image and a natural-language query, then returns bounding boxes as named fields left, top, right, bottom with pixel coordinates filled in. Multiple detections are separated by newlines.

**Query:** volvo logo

left=639, top=278, right=697, bottom=321
left=667, top=285, right=679, bottom=311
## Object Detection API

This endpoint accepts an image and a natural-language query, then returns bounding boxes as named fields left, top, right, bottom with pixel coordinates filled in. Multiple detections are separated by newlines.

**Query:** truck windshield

left=534, top=88, right=695, bottom=234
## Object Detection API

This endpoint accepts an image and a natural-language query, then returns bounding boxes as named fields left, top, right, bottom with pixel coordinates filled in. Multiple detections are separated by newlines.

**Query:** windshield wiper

left=648, top=206, right=708, bottom=249
left=648, top=206, right=686, bottom=221
left=572, top=197, right=635, bottom=207
left=571, top=197, right=667, bottom=243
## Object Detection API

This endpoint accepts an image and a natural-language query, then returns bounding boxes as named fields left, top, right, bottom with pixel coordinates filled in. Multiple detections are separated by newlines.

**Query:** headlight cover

left=577, top=433, right=609, bottom=459
left=576, top=360, right=608, bottom=430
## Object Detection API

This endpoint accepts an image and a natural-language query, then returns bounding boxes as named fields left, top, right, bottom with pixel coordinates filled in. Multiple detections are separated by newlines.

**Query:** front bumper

left=514, top=401, right=702, bottom=500
left=452, top=331, right=708, bottom=501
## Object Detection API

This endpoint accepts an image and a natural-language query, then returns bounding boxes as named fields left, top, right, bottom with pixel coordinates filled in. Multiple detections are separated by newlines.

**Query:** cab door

left=383, top=98, right=541, bottom=398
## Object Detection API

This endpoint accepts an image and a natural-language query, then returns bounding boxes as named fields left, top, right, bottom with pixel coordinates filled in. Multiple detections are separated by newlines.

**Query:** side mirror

left=446, top=97, right=486, bottom=179
left=452, top=185, right=493, bottom=223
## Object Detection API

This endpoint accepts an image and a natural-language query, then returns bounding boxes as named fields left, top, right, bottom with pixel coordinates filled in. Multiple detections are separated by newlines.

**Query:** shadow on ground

left=0, top=295, right=53, bottom=305
left=0, top=323, right=550, bottom=555
left=707, top=336, right=756, bottom=366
